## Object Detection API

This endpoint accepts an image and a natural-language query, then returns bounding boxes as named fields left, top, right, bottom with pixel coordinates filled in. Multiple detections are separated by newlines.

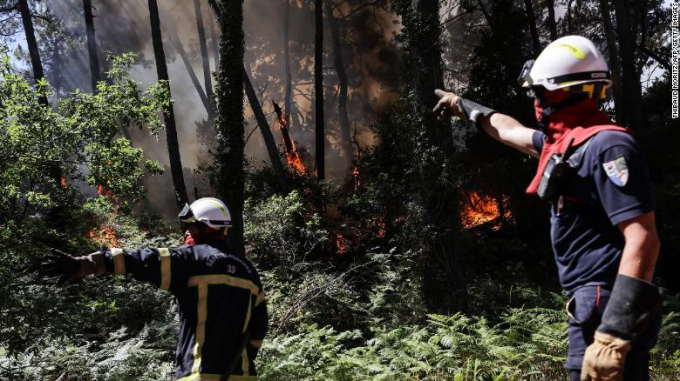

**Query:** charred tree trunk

left=613, top=0, right=644, bottom=129
left=545, top=0, right=558, bottom=41
left=148, top=0, right=189, bottom=207
left=194, top=0, right=215, bottom=121
left=599, top=0, right=624, bottom=123
left=284, top=0, right=293, bottom=133
left=314, top=0, right=325, bottom=180
left=394, top=0, right=467, bottom=313
left=522, top=0, right=541, bottom=55
left=215, top=0, right=245, bottom=255
left=243, top=68, right=288, bottom=187
left=83, top=0, right=100, bottom=93
left=18, top=0, right=47, bottom=106
left=325, top=0, right=353, bottom=166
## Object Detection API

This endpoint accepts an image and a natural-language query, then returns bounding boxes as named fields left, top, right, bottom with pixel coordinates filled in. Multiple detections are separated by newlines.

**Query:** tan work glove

left=580, top=331, right=632, bottom=381
left=433, top=89, right=468, bottom=122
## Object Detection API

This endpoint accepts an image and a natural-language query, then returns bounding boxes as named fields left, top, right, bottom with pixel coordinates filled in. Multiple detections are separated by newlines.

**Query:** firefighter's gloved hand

left=433, top=89, right=467, bottom=122
left=40, top=249, right=98, bottom=284
left=580, top=331, right=631, bottom=381
left=581, top=274, right=663, bottom=381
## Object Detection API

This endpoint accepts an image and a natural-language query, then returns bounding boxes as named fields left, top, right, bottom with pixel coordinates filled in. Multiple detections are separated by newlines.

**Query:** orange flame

left=87, top=224, right=120, bottom=247
left=352, top=167, right=361, bottom=192
left=460, top=191, right=506, bottom=230
left=273, top=101, right=307, bottom=175
left=285, top=150, right=307, bottom=176
left=98, top=185, right=116, bottom=203
left=335, top=233, right=350, bottom=254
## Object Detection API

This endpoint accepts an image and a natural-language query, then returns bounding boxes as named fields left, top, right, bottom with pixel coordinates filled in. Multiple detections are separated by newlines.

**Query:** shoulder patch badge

left=603, top=156, right=629, bottom=187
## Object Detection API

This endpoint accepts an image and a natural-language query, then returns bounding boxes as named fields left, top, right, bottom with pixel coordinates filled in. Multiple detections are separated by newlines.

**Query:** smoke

left=45, top=0, right=402, bottom=216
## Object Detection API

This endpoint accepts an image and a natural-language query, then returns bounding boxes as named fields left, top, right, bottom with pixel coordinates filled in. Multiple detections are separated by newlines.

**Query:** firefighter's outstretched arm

left=42, top=247, right=187, bottom=292
left=581, top=212, right=662, bottom=380
left=433, top=89, right=539, bottom=158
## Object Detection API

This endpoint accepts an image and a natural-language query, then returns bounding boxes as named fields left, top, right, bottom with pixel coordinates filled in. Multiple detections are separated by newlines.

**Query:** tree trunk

left=395, top=0, right=467, bottom=313
left=194, top=0, right=215, bottom=121
left=545, top=0, right=558, bottom=41
left=243, top=67, right=288, bottom=187
left=284, top=0, right=293, bottom=133
left=147, top=0, right=189, bottom=207
left=599, top=0, right=624, bottom=123
left=167, top=31, right=212, bottom=116
left=209, top=3, right=220, bottom=64
left=18, top=0, right=47, bottom=106
left=314, top=0, right=325, bottom=180
left=613, top=0, right=644, bottom=129
left=325, top=0, right=353, bottom=166
left=215, top=0, right=245, bottom=255
left=83, top=0, right=100, bottom=93
left=522, top=0, right=541, bottom=55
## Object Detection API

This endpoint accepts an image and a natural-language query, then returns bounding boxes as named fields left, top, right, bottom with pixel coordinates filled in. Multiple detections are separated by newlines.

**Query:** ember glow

left=460, top=191, right=510, bottom=230
left=335, top=233, right=350, bottom=254
left=273, top=101, right=306, bottom=175
left=352, top=167, right=361, bottom=192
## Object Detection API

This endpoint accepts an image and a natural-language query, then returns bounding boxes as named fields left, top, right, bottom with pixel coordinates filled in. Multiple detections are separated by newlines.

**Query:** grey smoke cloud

left=46, top=0, right=402, bottom=216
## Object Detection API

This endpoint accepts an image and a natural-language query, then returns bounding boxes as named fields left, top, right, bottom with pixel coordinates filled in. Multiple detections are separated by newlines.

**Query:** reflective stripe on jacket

left=103, top=241, right=268, bottom=380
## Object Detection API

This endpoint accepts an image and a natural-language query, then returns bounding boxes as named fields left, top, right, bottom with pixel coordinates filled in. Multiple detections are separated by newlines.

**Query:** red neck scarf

left=526, top=94, right=628, bottom=195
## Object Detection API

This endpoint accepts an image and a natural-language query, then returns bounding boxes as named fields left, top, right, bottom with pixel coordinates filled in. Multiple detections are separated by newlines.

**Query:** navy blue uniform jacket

left=103, top=241, right=268, bottom=381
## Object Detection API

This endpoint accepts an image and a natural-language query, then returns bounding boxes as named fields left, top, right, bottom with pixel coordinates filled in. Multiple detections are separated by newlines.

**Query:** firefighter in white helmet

left=42, top=197, right=268, bottom=380
left=434, top=35, right=662, bottom=381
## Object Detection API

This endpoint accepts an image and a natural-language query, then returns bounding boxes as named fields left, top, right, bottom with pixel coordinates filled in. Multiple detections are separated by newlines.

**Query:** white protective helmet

left=178, top=197, right=232, bottom=229
left=519, top=35, right=611, bottom=93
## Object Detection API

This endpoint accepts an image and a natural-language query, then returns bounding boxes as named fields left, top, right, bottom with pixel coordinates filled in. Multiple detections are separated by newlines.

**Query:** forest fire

left=87, top=224, right=120, bottom=247
left=97, top=185, right=116, bottom=203
left=460, top=191, right=510, bottom=231
left=352, top=167, right=361, bottom=192
left=273, top=101, right=306, bottom=175
left=335, top=233, right=350, bottom=254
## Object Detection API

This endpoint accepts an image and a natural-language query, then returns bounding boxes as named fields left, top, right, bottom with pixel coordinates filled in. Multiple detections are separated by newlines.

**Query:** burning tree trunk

left=147, top=0, right=189, bottom=207
left=273, top=101, right=306, bottom=175
left=599, top=0, right=624, bottom=123
left=243, top=68, right=288, bottom=186
left=394, top=0, right=467, bottom=313
left=18, top=0, right=47, bottom=106
left=613, top=0, right=644, bottom=129
left=522, top=0, right=541, bottom=55
left=325, top=0, right=353, bottom=166
left=214, top=0, right=246, bottom=255
left=83, top=0, right=100, bottom=93
left=314, top=0, right=325, bottom=180
left=194, top=0, right=215, bottom=121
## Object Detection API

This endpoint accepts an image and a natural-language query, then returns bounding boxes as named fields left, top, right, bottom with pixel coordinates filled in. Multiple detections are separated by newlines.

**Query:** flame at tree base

left=460, top=191, right=512, bottom=231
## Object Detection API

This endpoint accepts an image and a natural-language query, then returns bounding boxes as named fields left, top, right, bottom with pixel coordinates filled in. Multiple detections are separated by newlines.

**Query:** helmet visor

left=178, top=203, right=195, bottom=223
left=518, top=60, right=535, bottom=88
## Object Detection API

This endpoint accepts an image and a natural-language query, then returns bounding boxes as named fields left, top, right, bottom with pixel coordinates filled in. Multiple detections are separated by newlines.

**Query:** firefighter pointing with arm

left=42, top=197, right=268, bottom=381
left=434, top=36, right=662, bottom=381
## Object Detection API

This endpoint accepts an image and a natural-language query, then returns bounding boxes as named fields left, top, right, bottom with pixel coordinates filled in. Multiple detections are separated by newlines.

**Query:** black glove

left=599, top=274, right=663, bottom=342
left=581, top=274, right=663, bottom=380
left=40, top=248, right=81, bottom=284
